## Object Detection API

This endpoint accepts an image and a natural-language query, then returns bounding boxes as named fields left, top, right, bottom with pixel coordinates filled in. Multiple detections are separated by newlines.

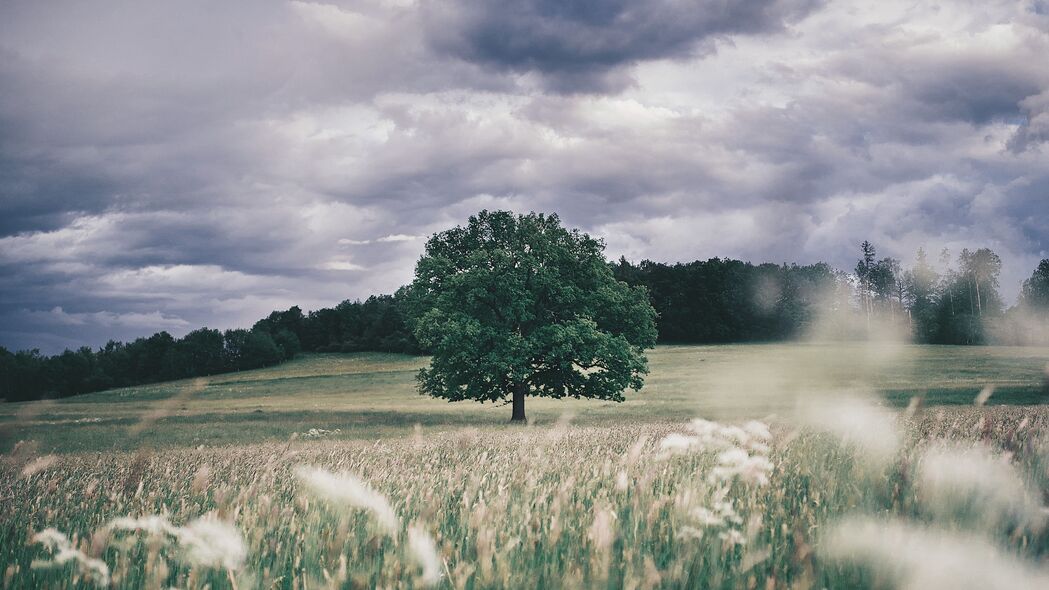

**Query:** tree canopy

left=405, top=210, right=658, bottom=422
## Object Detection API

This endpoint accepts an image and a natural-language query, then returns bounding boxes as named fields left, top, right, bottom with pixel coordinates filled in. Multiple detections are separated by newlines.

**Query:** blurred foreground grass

left=2, top=407, right=1047, bottom=589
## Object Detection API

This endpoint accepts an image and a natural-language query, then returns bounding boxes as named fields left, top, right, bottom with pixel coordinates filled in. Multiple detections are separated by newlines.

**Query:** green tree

left=959, top=248, right=1003, bottom=317
left=905, top=248, right=939, bottom=341
left=1019, top=259, right=1049, bottom=311
left=855, top=241, right=877, bottom=331
left=406, top=210, right=657, bottom=422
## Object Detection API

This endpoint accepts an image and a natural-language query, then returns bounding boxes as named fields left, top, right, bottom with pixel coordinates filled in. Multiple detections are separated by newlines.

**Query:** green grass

left=2, top=344, right=1047, bottom=453
left=2, top=343, right=1048, bottom=589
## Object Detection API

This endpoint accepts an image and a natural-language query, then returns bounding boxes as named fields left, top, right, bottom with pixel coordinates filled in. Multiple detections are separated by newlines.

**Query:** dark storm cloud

left=1, top=0, right=1048, bottom=353
left=425, top=0, right=822, bottom=92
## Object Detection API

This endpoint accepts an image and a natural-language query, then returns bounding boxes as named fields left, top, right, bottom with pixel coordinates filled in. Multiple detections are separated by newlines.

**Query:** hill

left=3, top=343, right=1047, bottom=453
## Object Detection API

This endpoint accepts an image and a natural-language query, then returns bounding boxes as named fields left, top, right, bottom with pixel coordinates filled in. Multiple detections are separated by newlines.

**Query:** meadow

left=2, top=343, right=1047, bottom=453
left=2, top=343, right=1049, bottom=588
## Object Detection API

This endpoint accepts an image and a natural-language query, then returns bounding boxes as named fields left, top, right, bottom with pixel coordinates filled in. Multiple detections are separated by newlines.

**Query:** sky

left=1, top=0, right=1048, bottom=354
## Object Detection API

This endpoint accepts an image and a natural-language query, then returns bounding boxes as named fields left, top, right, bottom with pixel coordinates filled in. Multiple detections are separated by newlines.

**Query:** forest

left=3, top=245, right=1048, bottom=402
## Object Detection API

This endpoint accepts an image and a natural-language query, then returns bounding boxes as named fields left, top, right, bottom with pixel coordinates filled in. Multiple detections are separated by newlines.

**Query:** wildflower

left=662, top=418, right=774, bottom=459
left=658, top=433, right=698, bottom=455
left=31, top=528, right=110, bottom=586
left=918, top=444, right=1044, bottom=529
left=178, top=517, right=248, bottom=570
left=21, top=455, right=57, bottom=478
left=718, top=528, right=746, bottom=547
left=821, top=517, right=1049, bottom=590
left=710, top=448, right=773, bottom=486
left=588, top=506, right=616, bottom=552
left=298, top=428, right=342, bottom=439
left=106, top=515, right=246, bottom=570
left=294, top=466, right=400, bottom=534
left=801, top=395, right=899, bottom=462
left=408, top=524, right=443, bottom=588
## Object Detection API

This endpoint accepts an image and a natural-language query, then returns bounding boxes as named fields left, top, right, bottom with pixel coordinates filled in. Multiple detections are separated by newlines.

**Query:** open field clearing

left=1, top=344, right=1047, bottom=453
left=2, top=343, right=1048, bottom=589
left=3, top=407, right=1049, bottom=589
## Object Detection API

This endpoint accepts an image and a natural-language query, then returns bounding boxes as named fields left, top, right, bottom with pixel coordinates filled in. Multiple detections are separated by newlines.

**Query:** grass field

left=1, top=343, right=1047, bottom=453
left=2, top=343, right=1049, bottom=589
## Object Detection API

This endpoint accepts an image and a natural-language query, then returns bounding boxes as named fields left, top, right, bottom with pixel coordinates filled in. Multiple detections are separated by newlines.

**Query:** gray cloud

left=0, top=0, right=1047, bottom=353
left=424, top=0, right=822, bottom=92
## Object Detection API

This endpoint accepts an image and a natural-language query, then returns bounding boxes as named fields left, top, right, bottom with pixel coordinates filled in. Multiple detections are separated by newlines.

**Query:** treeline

left=0, top=294, right=416, bottom=402
left=849, top=243, right=1049, bottom=345
left=611, top=258, right=843, bottom=342
left=4, top=248, right=1049, bottom=402
left=610, top=246, right=1049, bottom=347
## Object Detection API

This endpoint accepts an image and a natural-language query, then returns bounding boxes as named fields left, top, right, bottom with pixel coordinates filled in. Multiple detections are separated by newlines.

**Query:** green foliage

left=613, top=258, right=839, bottom=342
left=1020, top=259, right=1049, bottom=311
left=299, top=294, right=418, bottom=354
left=0, top=293, right=420, bottom=401
left=405, top=210, right=657, bottom=409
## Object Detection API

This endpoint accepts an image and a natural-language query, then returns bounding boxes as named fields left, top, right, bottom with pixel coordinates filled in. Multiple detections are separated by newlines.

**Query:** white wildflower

left=663, top=418, right=774, bottom=458
left=680, top=493, right=746, bottom=543
left=742, top=420, right=772, bottom=442
left=800, top=395, right=899, bottom=462
left=21, top=455, right=57, bottom=477
left=973, top=386, right=994, bottom=406
left=658, top=433, right=698, bottom=455
left=106, top=515, right=246, bottom=570
left=690, top=506, right=723, bottom=526
left=821, top=517, right=1049, bottom=590
left=918, top=444, right=1045, bottom=529
left=718, top=528, right=746, bottom=547
left=407, top=524, right=443, bottom=588
left=295, top=466, right=400, bottom=534
left=179, top=517, right=247, bottom=570
left=588, top=505, right=616, bottom=551
left=710, top=448, right=773, bottom=486
left=109, top=515, right=179, bottom=536
left=298, top=428, right=341, bottom=439
left=676, top=525, right=705, bottom=540
left=31, top=528, right=110, bottom=586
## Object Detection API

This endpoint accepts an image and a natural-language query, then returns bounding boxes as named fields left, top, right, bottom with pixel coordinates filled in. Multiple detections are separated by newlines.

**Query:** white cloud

left=23, top=307, right=190, bottom=330
left=1, top=0, right=1047, bottom=352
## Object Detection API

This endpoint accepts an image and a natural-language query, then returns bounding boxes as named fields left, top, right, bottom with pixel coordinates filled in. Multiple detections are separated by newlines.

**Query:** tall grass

left=2, top=405, right=1047, bottom=589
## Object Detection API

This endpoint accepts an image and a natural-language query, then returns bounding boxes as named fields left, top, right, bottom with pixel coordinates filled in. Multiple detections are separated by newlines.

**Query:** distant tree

left=905, top=248, right=939, bottom=342
left=135, top=331, right=176, bottom=382
left=886, top=258, right=906, bottom=323
left=272, top=329, right=302, bottom=360
left=959, top=248, right=1003, bottom=318
left=221, top=329, right=282, bottom=370
left=1019, top=259, right=1049, bottom=311
left=254, top=306, right=305, bottom=342
left=176, top=328, right=226, bottom=376
left=869, top=257, right=899, bottom=320
left=405, top=210, right=657, bottom=422
left=1001, top=259, right=1049, bottom=345
left=855, top=241, right=877, bottom=330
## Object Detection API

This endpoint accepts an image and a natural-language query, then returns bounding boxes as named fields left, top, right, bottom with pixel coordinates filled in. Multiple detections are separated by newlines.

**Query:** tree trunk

left=510, top=382, right=527, bottom=423
left=974, top=280, right=982, bottom=317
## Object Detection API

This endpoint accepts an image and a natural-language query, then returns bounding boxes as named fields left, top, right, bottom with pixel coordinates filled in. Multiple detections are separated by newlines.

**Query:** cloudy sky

left=2, top=0, right=1048, bottom=353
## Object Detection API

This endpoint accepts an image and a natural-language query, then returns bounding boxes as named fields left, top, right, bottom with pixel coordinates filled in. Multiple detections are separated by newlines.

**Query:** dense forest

left=0, top=294, right=417, bottom=402
left=3, top=245, right=1049, bottom=402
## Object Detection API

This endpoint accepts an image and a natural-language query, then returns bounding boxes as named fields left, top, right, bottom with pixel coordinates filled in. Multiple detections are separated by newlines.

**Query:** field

left=2, top=343, right=1049, bottom=588
left=2, top=343, right=1048, bottom=453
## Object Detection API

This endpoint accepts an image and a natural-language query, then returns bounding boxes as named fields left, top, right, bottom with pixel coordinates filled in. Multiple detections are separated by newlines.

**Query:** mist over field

left=3, top=1, right=1049, bottom=589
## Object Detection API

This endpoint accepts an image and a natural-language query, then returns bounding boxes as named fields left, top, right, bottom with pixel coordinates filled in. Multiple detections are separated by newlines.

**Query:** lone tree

left=405, top=210, right=657, bottom=422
